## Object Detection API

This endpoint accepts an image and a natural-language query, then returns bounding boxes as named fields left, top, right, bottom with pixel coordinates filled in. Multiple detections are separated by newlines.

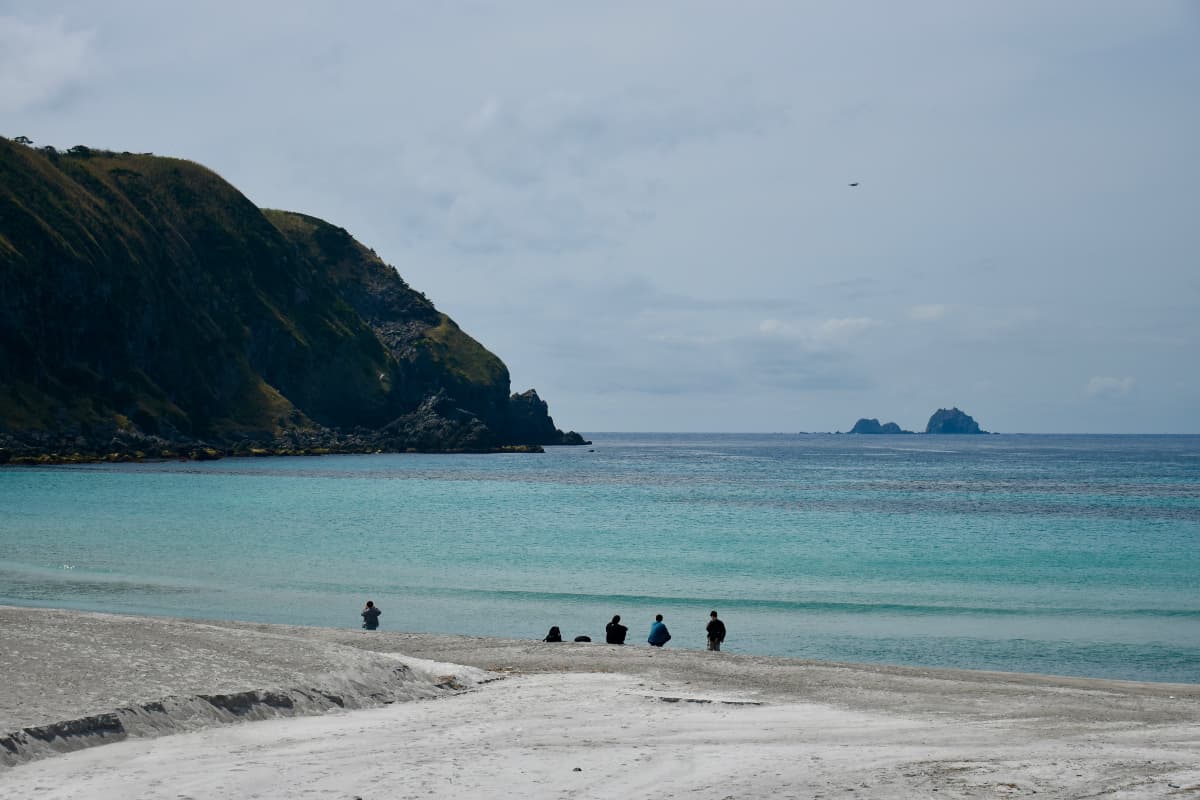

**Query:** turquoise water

left=2, top=434, right=1198, bottom=683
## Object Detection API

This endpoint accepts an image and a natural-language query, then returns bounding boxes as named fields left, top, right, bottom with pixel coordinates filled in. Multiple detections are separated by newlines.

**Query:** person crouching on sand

left=648, top=614, right=671, bottom=647
left=606, top=614, right=628, bottom=644
left=361, top=600, right=381, bottom=630
left=706, top=610, right=726, bottom=651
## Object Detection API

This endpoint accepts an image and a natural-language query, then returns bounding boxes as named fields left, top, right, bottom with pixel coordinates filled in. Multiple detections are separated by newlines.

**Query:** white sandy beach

left=1, top=607, right=1197, bottom=798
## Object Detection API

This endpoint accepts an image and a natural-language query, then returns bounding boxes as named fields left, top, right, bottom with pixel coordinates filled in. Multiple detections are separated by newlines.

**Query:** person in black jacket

left=605, top=614, right=628, bottom=644
left=706, top=610, right=726, bottom=651
left=543, top=626, right=563, bottom=642
left=361, top=600, right=381, bottom=630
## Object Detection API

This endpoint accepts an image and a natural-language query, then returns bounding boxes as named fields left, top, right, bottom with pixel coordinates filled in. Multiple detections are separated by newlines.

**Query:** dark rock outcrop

left=0, top=137, right=583, bottom=460
left=925, top=408, right=986, bottom=434
left=850, top=418, right=884, bottom=434
left=506, top=389, right=591, bottom=446
left=849, top=418, right=912, bottom=434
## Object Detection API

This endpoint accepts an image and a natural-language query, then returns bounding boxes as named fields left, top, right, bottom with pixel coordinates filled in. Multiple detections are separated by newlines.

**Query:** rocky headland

left=0, top=138, right=587, bottom=463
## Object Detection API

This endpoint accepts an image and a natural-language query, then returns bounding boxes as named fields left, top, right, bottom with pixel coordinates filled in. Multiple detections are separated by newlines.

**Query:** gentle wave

left=4, top=434, right=1198, bottom=682
left=416, top=586, right=1200, bottom=620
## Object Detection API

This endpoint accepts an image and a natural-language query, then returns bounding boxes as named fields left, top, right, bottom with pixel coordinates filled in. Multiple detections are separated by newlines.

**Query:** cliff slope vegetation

left=0, top=137, right=583, bottom=459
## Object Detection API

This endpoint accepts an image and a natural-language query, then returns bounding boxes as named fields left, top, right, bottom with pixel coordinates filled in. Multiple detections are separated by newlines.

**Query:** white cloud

left=459, top=88, right=783, bottom=183
left=388, top=85, right=788, bottom=252
left=467, top=95, right=502, bottom=133
left=3, top=1, right=1198, bottom=432
left=908, top=304, right=950, bottom=321
left=758, top=317, right=881, bottom=351
left=1086, top=376, right=1135, bottom=398
left=0, top=16, right=93, bottom=113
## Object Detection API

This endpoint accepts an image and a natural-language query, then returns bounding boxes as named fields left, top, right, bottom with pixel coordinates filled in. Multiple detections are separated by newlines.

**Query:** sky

left=3, top=1, right=1198, bottom=433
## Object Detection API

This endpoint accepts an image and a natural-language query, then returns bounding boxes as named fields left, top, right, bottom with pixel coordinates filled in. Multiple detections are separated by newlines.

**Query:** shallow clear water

left=2, top=434, right=1198, bottom=682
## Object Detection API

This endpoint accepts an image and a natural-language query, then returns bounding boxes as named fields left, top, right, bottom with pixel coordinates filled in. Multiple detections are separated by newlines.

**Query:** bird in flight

left=848, top=182, right=859, bottom=187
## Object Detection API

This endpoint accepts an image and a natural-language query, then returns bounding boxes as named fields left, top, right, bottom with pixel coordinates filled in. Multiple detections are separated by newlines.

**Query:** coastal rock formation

left=507, top=389, right=591, bottom=446
left=849, top=418, right=913, bottom=434
left=925, top=408, right=986, bottom=434
left=0, top=138, right=583, bottom=460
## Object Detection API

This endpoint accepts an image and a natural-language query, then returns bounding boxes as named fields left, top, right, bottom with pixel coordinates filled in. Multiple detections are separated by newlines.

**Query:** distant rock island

left=924, top=408, right=987, bottom=434
left=849, top=418, right=913, bottom=435
left=0, top=137, right=588, bottom=463
left=847, top=408, right=988, bottom=435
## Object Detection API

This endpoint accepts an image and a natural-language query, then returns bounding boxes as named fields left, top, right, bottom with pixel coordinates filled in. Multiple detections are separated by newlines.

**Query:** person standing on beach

left=361, top=600, right=381, bottom=630
left=647, top=614, right=671, bottom=647
left=706, top=610, right=726, bottom=651
left=606, top=614, right=628, bottom=644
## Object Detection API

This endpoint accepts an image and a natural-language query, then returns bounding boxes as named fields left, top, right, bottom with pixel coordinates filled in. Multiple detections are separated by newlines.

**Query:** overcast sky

left=4, top=2, right=1198, bottom=433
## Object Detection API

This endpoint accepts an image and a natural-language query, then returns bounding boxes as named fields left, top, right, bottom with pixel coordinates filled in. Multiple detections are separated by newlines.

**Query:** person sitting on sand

left=605, top=614, right=628, bottom=644
left=543, top=625, right=563, bottom=642
left=647, top=614, right=671, bottom=647
left=361, top=600, right=381, bottom=630
left=706, top=610, right=726, bottom=651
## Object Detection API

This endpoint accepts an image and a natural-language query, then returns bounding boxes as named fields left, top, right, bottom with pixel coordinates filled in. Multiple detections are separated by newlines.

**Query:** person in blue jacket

left=647, top=614, right=671, bottom=647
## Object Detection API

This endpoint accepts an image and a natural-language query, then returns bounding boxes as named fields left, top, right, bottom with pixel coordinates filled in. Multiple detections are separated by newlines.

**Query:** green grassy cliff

left=0, top=137, right=584, bottom=460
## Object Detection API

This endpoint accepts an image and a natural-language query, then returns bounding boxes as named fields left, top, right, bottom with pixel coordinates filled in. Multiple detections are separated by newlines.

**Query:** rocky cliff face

left=507, top=389, right=589, bottom=446
left=0, top=138, right=582, bottom=460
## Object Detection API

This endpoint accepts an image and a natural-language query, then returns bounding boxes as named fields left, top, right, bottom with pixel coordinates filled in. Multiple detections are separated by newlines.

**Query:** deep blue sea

left=1, top=434, right=1197, bottom=683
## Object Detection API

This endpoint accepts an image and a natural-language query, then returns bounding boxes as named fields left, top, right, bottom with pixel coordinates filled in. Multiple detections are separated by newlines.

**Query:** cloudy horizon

left=4, top=2, right=1197, bottom=433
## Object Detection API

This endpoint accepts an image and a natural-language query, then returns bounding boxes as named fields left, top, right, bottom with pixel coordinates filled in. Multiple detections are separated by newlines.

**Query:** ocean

left=1, top=434, right=1197, bottom=683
